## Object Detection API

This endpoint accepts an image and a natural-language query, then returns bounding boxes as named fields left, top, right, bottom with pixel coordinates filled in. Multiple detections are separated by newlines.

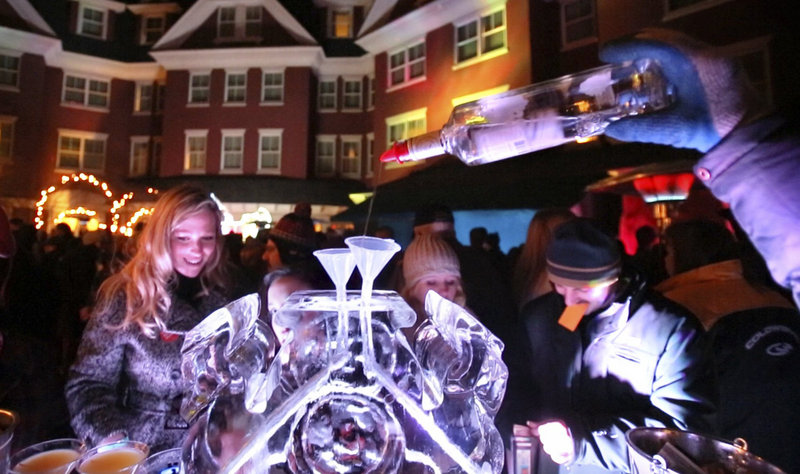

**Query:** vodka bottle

left=380, top=59, right=674, bottom=166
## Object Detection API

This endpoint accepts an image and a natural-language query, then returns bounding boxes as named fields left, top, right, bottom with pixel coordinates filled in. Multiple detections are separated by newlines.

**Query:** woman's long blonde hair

left=94, top=185, right=227, bottom=338
left=511, top=208, right=575, bottom=309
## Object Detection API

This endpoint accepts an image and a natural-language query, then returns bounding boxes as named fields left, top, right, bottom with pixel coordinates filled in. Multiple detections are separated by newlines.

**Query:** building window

left=141, top=15, right=166, bottom=45
left=189, top=73, right=210, bottom=104
left=225, top=71, right=247, bottom=104
left=341, top=135, right=361, bottom=178
left=329, top=7, right=353, bottom=38
left=388, top=41, right=425, bottom=88
left=0, top=53, right=20, bottom=89
left=262, top=71, right=283, bottom=104
left=560, top=0, right=596, bottom=49
left=455, top=7, right=506, bottom=63
left=135, top=83, right=153, bottom=113
left=0, top=116, right=15, bottom=162
left=221, top=130, right=245, bottom=172
left=57, top=131, right=106, bottom=171
left=217, top=6, right=262, bottom=41
left=343, top=78, right=362, bottom=111
left=78, top=4, right=106, bottom=39
left=184, top=130, right=207, bottom=173
left=368, top=75, right=375, bottom=110
left=365, top=132, right=374, bottom=177
left=258, top=129, right=282, bottom=173
left=63, top=74, right=110, bottom=109
left=319, top=79, right=336, bottom=111
left=316, top=136, right=336, bottom=176
left=385, top=108, right=427, bottom=149
left=130, top=137, right=149, bottom=176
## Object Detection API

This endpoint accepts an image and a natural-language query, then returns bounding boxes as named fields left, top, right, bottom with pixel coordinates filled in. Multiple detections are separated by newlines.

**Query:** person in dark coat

left=65, top=185, right=231, bottom=452
left=501, top=218, right=715, bottom=473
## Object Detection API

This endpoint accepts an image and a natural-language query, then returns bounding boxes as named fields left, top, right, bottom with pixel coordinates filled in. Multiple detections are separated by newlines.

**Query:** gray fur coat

left=65, top=281, right=228, bottom=453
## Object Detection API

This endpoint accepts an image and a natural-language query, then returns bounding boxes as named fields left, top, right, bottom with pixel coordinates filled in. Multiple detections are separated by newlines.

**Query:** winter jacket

left=65, top=279, right=228, bottom=452
left=506, top=279, right=714, bottom=473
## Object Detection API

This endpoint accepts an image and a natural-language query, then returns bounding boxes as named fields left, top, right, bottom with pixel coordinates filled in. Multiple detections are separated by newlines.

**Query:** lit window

left=57, top=131, right=106, bottom=171
left=386, top=109, right=427, bottom=149
left=225, top=71, right=247, bottom=103
left=319, top=79, right=336, bottom=111
left=262, top=71, right=283, bottom=104
left=389, top=41, right=425, bottom=88
left=221, top=131, right=244, bottom=171
left=217, top=6, right=262, bottom=40
left=78, top=4, right=106, bottom=39
left=316, top=136, right=336, bottom=176
left=0, top=54, right=20, bottom=89
left=141, top=15, right=166, bottom=45
left=259, top=129, right=282, bottom=173
left=189, top=73, right=210, bottom=104
left=341, top=135, right=361, bottom=178
left=130, top=137, right=149, bottom=176
left=343, top=79, right=362, bottom=110
left=330, top=7, right=353, bottom=38
left=135, top=83, right=153, bottom=113
left=560, top=0, right=596, bottom=48
left=455, top=7, right=506, bottom=63
left=63, top=74, right=110, bottom=109
left=0, top=116, right=15, bottom=162
left=365, top=133, right=374, bottom=177
left=184, top=131, right=207, bottom=172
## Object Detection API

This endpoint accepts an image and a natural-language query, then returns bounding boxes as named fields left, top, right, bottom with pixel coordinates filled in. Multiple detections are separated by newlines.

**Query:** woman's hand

left=527, top=420, right=575, bottom=465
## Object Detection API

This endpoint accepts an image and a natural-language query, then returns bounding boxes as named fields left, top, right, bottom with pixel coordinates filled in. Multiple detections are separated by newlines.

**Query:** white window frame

left=453, top=6, right=508, bottom=69
left=261, top=70, right=284, bottom=105
left=316, top=135, right=336, bottom=177
left=662, top=0, right=732, bottom=20
left=340, top=135, right=362, bottom=178
left=129, top=136, right=150, bottom=176
left=0, top=115, right=16, bottom=163
left=184, top=129, right=208, bottom=174
left=560, top=0, right=597, bottom=51
left=77, top=3, right=108, bottom=39
left=258, top=128, right=282, bottom=174
left=387, top=40, right=426, bottom=91
left=0, top=51, right=21, bottom=91
left=342, top=77, right=362, bottom=111
left=220, top=129, right=245, bottom=173
left=225, top=70, right=247, bottom=105
left=217, top=5, right=262, bottom=42
left=318, top=78, right=337, bottom=112
left=365, top=132, right=374, bottom=177
left=329, top=6, right=353, bottom=38
left=56, top=129, right=107, bottom=171
left=134, top=82, right=153, bottom=113
left=385, top=108, right=427, bottom=149
left=62, top=73, right=110, bottom=110
left=140, top=14, right=166, bottom=45
left=367, top=75, right=375, bottom=110
left=188, top=72, right=210, bottom=105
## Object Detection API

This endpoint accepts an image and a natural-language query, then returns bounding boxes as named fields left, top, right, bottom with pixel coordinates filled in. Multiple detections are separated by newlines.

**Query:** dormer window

left=217, top=6, right=262, bottom=41
left=78, top=4, right=107, bottom=39
left=329, top=7, right=353, bottom=38
left=141, top=15, right=166, bottom=45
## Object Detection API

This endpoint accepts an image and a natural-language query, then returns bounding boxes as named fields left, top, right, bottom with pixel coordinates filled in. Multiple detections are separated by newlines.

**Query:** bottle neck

left=405, top=130, right=446, bottom=162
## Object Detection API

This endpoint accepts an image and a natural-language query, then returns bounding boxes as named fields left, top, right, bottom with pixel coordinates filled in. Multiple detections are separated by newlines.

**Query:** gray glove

left=600, top=28, right=762, bottom=152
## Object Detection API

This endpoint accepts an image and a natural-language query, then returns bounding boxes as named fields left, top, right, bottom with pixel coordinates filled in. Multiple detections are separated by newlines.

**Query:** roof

left=333, top=141, right=701, bottom=221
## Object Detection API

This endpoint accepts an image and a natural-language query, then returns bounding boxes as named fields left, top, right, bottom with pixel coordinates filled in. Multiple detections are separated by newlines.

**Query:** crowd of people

left=1, top=27, right=800, bottom=473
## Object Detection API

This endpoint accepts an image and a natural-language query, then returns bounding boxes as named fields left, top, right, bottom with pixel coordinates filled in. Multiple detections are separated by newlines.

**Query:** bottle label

left=467, top=108, right=569, bottom=165
left=407, top=130, right=446, bottom=161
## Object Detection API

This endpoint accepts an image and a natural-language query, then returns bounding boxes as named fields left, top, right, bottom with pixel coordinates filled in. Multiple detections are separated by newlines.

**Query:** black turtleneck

left=174, top=272, right=203, bottom=309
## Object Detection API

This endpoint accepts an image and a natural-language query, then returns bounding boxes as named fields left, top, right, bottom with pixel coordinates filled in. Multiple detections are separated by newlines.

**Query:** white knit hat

left=403, top=233, right=461, bottom=289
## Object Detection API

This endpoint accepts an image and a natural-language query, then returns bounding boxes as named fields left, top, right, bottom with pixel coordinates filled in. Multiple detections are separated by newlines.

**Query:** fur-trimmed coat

left=65, top=279, right=227, bottom=452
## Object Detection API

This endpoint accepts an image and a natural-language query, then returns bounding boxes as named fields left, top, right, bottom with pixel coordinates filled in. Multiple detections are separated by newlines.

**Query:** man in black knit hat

left=500, top=218, right=715, bottom=474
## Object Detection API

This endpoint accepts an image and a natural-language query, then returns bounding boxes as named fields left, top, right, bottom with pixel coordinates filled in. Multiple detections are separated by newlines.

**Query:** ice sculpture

left=180, top=237, right=508, bottom=473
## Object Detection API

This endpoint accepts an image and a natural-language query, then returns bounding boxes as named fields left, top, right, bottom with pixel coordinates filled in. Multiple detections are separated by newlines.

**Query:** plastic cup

left=75, top=440, right=149, bottom=474
left=134, top=447, right=182, bottom=474
left=8, top=438, right=84, bottom=474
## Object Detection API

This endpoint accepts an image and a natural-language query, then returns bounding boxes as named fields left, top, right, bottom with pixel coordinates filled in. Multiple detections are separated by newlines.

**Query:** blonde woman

left=66, top=185, right=231, bottom=452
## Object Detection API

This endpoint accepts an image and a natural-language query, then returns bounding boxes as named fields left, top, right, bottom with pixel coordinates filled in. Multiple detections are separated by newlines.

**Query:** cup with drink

left=75, top=440, right=149, bottom=474
left=8, top=438, right=85, bottom=474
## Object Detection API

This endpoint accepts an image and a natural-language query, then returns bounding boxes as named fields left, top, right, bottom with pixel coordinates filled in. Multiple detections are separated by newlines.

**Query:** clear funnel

left=345, top=236, right=400, bottom=301
left=313, top=248, right=355, bottom=302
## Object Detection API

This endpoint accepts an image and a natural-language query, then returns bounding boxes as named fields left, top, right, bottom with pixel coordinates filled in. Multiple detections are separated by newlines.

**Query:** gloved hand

left=600, top=28, right=761, bottom=152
